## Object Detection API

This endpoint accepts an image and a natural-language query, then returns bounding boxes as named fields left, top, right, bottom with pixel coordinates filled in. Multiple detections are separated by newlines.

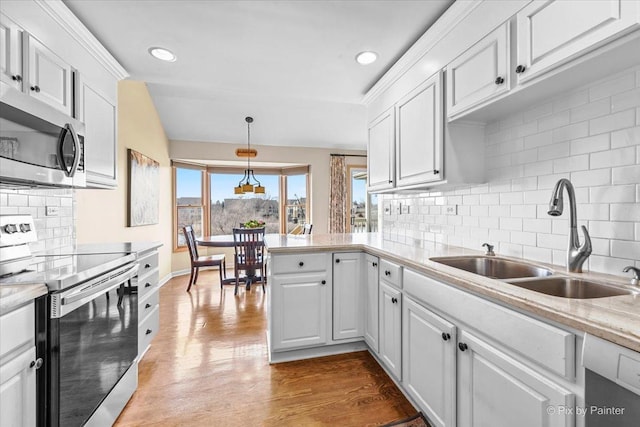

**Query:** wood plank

left=115, top=271, right=415, bottom=426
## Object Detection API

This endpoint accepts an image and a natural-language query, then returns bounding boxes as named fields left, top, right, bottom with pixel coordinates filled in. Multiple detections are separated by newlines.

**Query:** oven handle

left=52, top=263, right=138, bottom=318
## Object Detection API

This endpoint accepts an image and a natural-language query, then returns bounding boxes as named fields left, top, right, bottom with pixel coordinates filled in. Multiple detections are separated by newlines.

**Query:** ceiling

left=64, top=0, right=454, bottom=150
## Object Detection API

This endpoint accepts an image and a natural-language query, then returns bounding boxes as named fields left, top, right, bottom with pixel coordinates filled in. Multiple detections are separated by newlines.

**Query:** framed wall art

left=128, top=149, right=159, bottom=226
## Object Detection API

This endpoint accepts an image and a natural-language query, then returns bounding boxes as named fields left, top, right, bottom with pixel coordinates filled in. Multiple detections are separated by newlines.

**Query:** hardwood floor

left=115, top=271, right=415, bottom=426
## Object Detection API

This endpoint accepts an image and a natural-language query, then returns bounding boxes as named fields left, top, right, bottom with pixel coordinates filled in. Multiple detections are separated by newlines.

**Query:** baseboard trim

left=269, top=341, right=368, bottom=364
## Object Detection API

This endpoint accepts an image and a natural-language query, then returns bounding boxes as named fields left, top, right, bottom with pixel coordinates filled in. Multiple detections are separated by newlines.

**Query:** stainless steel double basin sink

left=430, top=256, right=634, bottom=299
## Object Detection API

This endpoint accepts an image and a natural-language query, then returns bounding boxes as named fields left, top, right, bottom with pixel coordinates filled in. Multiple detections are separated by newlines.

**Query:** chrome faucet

left=623, top=266, right=640, bottom=286
left=482, top=243, right=495, bottom=256
left=547, top=178, right=592, bottom=273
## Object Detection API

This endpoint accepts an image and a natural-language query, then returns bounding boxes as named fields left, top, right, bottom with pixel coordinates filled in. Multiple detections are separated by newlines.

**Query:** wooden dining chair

left=232, top=227, right=266, bottom=295
left=183, top=225, right=226, bottom=292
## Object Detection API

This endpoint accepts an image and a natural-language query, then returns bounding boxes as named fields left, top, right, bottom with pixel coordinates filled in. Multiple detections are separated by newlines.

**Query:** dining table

left=196, top=233, right=265, bottom=289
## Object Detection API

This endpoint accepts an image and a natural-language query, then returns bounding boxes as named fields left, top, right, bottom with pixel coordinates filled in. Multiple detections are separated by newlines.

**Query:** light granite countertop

left=265, top=233, right=640, bottom=353
left=0, top=283, right=47, bottom=315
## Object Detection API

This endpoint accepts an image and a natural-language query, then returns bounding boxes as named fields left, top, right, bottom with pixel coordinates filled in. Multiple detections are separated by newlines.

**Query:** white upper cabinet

left=515, top=0, right=640, bottom=84
left=0, top=13, right=23, bottom=91
left=447, top=22, right=510, bottom=119
left=26, top=34, right=73, bottom=115
left=80, top=81, right=117, bottom=187
left=367, top=107, right=395, bottom=192
left=395, top=71, right=443, bottom=187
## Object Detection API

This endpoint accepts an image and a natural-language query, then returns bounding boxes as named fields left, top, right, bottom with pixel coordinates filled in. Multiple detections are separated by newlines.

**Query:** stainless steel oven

left=0, top=83, right=86, bottom=188
left=35, top=254, right=138, bottom=427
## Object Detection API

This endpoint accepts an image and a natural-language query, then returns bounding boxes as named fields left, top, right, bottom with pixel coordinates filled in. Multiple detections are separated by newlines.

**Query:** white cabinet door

left=0, top=13, right=23, bottom=91
left=457, top=331, right=575, bottom=427
left=271, top=272, right=329, bottom=351
left=447, top=22, right=510, bottom=119
left=379, top=281, right=402, bottom=379
left=395, top=71, right=443, bottom=187
left=367, top=107, right=395, bottom=191
left=0, top=346, right=37, bottom=427
left=363, top=254, right=379, bottom=352
left=332, top=252, right=362, bottom=340
left=403, top=297, right=456, bottom=427
left=81, top=82, right=117, bottom=187
left=516, top=0, right=640, bottom=84
left=26, top=35, right=73, bottom=115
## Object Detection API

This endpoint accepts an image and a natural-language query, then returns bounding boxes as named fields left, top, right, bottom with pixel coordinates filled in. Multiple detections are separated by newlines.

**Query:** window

left=283, top=174, right=308, bottom=233
left=175, top=168, right=204, bottom=247
left=173, top=164, right=309, bottom=250
left=209, top=173, right=280, bottom=235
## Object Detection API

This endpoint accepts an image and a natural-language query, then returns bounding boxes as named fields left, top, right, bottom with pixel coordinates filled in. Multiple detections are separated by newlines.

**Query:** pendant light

left=234, top=117, right=265, bottom=195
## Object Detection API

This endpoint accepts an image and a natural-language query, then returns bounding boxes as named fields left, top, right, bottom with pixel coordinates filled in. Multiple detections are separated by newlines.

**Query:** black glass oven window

left=56, top=286, right=137, bottom=426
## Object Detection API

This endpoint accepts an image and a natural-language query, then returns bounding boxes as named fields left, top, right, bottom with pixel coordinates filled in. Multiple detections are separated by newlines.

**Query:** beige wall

left=170, top=140, right=365, bottom=272
left=75, top=81, right=173, bottom=280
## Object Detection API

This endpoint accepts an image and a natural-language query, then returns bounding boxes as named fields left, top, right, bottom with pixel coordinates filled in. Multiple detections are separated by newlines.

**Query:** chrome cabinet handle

left=30, top=358, right=43, bottom=369
left=11, top=74, right=22, bottom=82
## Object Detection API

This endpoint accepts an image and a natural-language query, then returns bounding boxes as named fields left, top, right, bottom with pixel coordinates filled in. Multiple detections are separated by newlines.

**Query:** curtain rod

left=330, top=154, right=367, bottom=157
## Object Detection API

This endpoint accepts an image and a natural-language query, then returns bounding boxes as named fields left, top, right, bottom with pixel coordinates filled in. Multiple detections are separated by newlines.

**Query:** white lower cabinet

left=403, top=297, right=456, bottom=427
left=332, top=252, right=362, bottom=340
left=457, top=330, right=575, bottom=427
left=379, top=281, right=402, bottom=379
left=0, top=303, right=37, bottom=427
left=363, top=254, right=379, bottom=352
left=271, top=271, right=329, bottom=351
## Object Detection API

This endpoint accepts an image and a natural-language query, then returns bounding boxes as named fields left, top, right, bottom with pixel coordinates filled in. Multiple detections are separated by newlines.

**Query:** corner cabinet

left=363, top=254, right=379, bottom=353
left=515, top=0, right=640, bottom=84
left=79, top=80, right=118, bottom=187
left=395, top=70, right=443, bottom=187
left=137, top=248, right=160, bottom=358
left=446, top=22, right=510, bottom=120
left=367, top=107, right=395, bottom=192
left=332, top=252, right=362, bottom=341
left=403, top=296, right=456, bottom=427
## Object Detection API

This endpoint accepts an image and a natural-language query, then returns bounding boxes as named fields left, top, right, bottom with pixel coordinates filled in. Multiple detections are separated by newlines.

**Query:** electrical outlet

left=46, top=206, right=59, bottom=216
left=384, top=204, right=392, bottom=215
left=444, top=205, right=458, bottom=215
left=402, top=204, right=410, bottom=214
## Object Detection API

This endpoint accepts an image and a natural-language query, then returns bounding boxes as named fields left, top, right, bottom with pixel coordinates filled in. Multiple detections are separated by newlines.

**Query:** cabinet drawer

left=139, top=288, right=159, bottom=321
left=137, top=270, right=159, bottom=301
left=0, top=303, right=34, bottom=360
left=138, top=305, right=159, bottom=356
left=271, top=253, right=328, bottom=275
left=404, top=269, right=575, bottom=380
left=379, top=259, right=402, bottom=289
left=137, top=251, right=159, bottom=279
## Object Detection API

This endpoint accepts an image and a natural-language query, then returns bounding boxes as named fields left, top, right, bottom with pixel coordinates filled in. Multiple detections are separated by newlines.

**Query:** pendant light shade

left=234, top=117, right=265, bottom=195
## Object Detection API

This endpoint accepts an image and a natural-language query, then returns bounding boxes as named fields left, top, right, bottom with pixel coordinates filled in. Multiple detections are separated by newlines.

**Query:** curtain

left=329, top=155, right=347, bottom=233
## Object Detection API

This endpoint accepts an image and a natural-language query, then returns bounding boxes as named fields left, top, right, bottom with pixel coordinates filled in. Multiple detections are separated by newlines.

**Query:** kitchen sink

left=505, top=277, right=634, bottom=299
left=430, top=256, right=553, bottom=279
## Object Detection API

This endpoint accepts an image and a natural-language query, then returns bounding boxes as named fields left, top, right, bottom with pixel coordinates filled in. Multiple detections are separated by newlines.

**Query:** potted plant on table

left=243, top=219, right=265, bottom=229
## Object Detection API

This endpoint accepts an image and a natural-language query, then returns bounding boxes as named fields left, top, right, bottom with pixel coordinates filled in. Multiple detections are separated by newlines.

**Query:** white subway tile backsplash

left=590, top=184, right=636, bottom=203
left=589, top=109, right=636, bottom=135
left=610, top=203, right=640, bottom=221
left=589, top=221, right=635, bottom=240
left=611, top=165, right=640, bottom=185
left=589, top=72, right=635, bottom=101
left=611, top=240, right=640, bottom=260
left=383, top=65, right=640, bottom=277
left=590, top=146, right=636, bottom=169
left=611, top=87, right=640, bottom=112
left=552, top=122, right=589, bottom=143
left=8, top=194, right=28, bottom=207
left=570, top=134, right=610, bottom=155
left=571, top=98, right=610, bottom=123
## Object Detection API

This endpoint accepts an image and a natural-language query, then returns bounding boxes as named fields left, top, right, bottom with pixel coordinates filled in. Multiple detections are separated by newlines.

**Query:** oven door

left=43, top=263, right=138, bottom=427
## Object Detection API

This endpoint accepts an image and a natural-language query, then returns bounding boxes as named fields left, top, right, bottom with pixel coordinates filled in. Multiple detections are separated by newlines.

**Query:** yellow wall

left=170, top=140, right=366, bottom=272
left=75, top=80, right=173, bottom=280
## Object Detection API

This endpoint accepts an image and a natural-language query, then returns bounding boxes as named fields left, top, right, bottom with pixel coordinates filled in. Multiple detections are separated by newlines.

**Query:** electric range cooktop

left=0, top=252, right=136, bottom=291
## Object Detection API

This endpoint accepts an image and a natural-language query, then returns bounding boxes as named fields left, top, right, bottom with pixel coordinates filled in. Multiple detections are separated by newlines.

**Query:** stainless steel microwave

left=0, top=82, right=86, bottom=188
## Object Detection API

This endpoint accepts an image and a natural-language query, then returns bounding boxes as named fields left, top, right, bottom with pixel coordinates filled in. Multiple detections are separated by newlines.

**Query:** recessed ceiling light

left=355, top=51, right=378, bottom=65
left=148, top=47, right=176, bottom=62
